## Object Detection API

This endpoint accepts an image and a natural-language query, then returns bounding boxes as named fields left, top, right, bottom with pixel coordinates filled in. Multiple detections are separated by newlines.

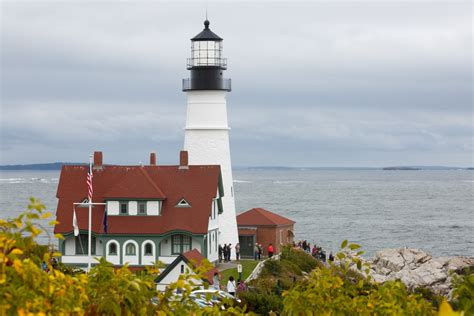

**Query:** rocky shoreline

left=366, top=248, right=474, bottom=297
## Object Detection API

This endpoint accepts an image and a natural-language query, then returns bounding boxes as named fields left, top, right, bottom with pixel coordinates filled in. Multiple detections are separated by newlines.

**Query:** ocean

left=0, top=169, right=472, bottom=258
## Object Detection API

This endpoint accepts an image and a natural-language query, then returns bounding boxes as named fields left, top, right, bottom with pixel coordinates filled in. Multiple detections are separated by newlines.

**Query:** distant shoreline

left=0, top=163, right=472, bottom=171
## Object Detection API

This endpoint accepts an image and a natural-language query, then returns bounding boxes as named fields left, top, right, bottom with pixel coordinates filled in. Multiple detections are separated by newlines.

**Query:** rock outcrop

left=367, top=248, right=474, bottom=297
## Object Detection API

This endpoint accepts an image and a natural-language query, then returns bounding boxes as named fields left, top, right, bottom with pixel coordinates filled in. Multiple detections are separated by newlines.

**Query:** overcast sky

left=1, top=1, right=472, bottom=167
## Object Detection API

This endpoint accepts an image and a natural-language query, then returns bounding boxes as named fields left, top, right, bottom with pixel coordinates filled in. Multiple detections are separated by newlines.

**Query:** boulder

left=368, top=248, right=474, bottom=297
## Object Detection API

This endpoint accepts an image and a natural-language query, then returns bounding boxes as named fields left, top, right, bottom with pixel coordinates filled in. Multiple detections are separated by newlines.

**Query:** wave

left=0, top=178, right=24, bottom=182
left=0, top=177, right=58, bottom=184
left=233, top=179, right=252, bottom=183
left=273, top=180, right=307, bottom=184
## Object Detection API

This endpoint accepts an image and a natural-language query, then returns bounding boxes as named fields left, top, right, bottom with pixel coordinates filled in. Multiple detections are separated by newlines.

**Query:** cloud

left=1, top=1, right=472, bottom=166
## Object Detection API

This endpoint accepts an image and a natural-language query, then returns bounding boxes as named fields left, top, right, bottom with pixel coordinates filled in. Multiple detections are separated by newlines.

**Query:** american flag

left=87, top=161, right=93, bottom=202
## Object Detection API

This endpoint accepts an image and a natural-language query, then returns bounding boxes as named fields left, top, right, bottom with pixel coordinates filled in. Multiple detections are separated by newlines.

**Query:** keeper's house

left=54, top=151, right=223, bottom=267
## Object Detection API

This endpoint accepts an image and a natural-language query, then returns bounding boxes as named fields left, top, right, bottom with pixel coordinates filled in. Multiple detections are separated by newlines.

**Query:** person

left=235, top=243, right=240, bottom=261
left=212, top=272, right=220, bottom=290
left=227, top=243, right=232, bottom=261
left=41, top=261, right=48, bottom=272
left=268, top=243, right=274, bottom=258
left=254, top=243, right=259, bottom=260
left=275, top=279, right=282, bottom=296
left=237, top=263, right=243, bottom=281
left=227, top=276, right=236, bottom=296
left=257, top=244, right=262, bottom=260
left=218, top=244, right=223, bottom=263
left=223, top=244, right=228, bottom=262
left=237, top=279, right=247, bottom=294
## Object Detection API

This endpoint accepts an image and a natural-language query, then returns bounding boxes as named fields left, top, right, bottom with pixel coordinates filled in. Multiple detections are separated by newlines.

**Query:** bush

left=0, top=199, right=246, bottom=315
left=262, top=259, right=282, bottom=276
left=239, top=291, right=282, bottom=315
left=280, top=245, right=320, bottom=273
left=451, top=272, right=474, bottom=314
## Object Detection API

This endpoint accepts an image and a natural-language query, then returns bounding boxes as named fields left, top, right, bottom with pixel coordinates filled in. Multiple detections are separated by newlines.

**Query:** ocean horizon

left=1, top=168, right=472, bottom=258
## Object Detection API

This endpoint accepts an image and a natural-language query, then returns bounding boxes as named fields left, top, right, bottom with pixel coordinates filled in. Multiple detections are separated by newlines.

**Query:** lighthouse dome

left=191, top=20, right=223, bottom=41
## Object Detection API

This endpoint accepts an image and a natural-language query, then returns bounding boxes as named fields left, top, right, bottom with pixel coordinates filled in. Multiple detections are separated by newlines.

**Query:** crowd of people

left=212, top=272, right=248, bottom=297
left=294, top=240, right=334, bottom=262
left=219, top=242, right=276, bottom=262
left=218, top=243, right=242, bottom=263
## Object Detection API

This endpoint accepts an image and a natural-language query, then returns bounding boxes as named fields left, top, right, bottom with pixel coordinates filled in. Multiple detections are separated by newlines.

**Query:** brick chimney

left=93, top=151, right=103, bottom=170
left=150, top=152, right=157, bottom=166
left=179, top=150, right=189, bottom=169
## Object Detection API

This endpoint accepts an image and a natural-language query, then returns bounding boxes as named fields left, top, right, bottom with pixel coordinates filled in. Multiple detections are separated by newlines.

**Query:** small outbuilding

left=236, top=208, right=295, bottom=258
left=155, top=249, right=218, bottom=291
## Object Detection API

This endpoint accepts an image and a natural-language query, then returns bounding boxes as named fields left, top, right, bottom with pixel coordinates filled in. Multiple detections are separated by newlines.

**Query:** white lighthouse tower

left=183, top=20, right=238, bottom=256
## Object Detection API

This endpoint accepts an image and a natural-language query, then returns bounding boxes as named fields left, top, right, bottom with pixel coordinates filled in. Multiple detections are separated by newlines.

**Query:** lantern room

left=187, top=20, right=226, bottom=69
left=183, top=20, right=231, bottom=91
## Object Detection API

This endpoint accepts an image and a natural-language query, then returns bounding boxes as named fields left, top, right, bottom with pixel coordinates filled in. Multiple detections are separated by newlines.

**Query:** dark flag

left=103, top=210, right=108, bottom=233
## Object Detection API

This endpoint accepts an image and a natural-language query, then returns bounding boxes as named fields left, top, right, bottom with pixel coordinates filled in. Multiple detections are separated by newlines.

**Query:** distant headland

left=0, top=162, right=84, bottom=171
left=0, top=163, right=472, bottom=171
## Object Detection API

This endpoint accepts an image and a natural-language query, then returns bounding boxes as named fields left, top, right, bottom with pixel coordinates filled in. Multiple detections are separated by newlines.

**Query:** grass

left=219, top=259, right=259, bottom=283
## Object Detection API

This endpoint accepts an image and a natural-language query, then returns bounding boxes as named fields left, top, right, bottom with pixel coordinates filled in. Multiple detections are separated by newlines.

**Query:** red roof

left=54, top=164, right=221, bottom=235
left=237, top=208, right=295, bottom=227
left=182, top=249, right=218, bottom=284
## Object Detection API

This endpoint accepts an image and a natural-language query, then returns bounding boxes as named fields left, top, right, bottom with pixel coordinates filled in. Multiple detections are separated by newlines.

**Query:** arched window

left=109, top=243, right=117, bottom=255
left=125, top=243, right=136, bottom=256
left=144, top=243, right=153, bottom=256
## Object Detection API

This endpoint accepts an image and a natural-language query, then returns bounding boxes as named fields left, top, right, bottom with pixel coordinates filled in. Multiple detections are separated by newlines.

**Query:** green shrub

left=239, top=290, right=282, bottom=315
left=262, top=259, right=282, bottom=277
left=0, top=199, right=246, bottom=315
left=451, top=272, right=474, bottom=314
left=280, top=245, right=320, bottom=273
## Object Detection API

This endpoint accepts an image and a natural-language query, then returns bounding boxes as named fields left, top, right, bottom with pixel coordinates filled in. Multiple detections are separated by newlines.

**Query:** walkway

left=216, top=261, right=238, bottom=271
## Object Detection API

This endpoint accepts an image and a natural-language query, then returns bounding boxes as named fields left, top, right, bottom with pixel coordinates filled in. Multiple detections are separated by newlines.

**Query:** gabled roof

left=103, top=167, right=165, bottom=199
left=54, top=164, right=222, bottom=235
left=237, top=208, right=295, bottom=227
left=155, top=249, right=218, bottom=285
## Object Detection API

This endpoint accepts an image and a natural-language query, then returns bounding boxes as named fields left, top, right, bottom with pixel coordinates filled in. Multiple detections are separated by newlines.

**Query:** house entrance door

left=239, top=235, right=255, bottom=259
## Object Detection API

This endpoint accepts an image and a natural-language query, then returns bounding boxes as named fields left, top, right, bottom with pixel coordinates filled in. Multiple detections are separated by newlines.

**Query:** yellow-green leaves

left=341, top=240, right=348, bottom=249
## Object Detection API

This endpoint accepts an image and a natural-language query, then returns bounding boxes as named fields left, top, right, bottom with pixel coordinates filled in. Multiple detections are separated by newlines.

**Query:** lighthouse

left=183, top=20, right=239, bottom=257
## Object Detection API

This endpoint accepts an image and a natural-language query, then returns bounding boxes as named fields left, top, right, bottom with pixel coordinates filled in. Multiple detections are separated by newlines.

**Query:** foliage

left=451, top=271, right=474, bottom=315
left=280, top=245, right=321, bottom=273
left=282, top=240, right=439, bottom=315
left=239, top=290, right=282, bottom=315
left=0, top=199, right=246, bottom=315
left=1, top=201, right=471, bottom=315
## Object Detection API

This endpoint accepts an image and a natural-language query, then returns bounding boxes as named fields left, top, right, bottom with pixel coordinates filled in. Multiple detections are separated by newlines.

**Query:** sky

left=1, top=1, right=472, bottom=167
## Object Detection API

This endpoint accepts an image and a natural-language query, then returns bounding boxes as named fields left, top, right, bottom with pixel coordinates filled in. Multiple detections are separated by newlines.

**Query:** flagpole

left=88, top=154, right=92, bottom=273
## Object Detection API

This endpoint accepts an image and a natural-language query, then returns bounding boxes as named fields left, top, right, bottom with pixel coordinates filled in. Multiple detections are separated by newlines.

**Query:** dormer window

left=120, top=201, right=128, bottom=215
left=138, top=202, right=147, bottom=215
left=78, top=198, right=89, bottom=207
left=176, top=198, right=191, bottom=208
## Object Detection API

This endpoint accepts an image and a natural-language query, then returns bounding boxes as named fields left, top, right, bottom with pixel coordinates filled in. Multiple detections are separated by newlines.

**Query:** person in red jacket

left=268, top=243, right=274, bottom=258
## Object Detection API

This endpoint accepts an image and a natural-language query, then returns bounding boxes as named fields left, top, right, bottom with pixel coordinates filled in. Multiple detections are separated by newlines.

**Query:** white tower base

left=184, top=90, right=239, bottom=258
